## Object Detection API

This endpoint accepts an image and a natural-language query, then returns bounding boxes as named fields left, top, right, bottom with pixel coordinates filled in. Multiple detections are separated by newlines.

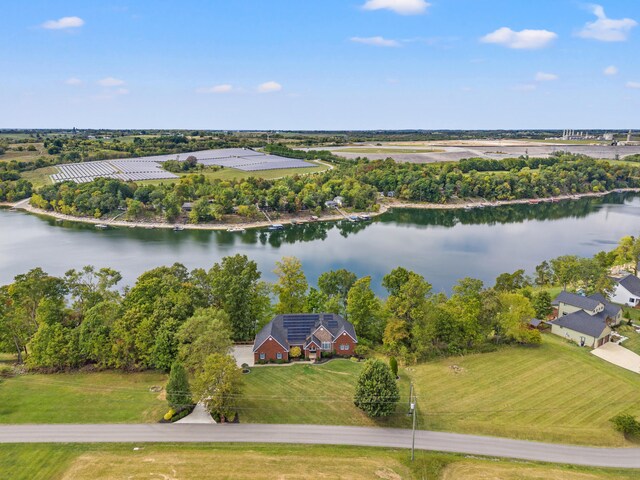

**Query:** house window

left=321, top=341, right=332, bottom=350
left=276, top=352, right=282, bottom=360
left=259, top=353, right=266, bottom=360
left=339, top=344, right=349, bottom=351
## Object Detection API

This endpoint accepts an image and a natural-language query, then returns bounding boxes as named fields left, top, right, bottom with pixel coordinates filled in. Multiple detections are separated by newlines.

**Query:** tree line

left=27, top=150, right=640, bottom=222
left=2, top=235, right=636, bottom=371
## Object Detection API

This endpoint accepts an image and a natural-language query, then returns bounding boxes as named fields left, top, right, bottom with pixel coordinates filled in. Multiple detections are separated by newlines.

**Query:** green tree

left=494, top=269, right=529, bottom=292
left=531, top=291, right=553, bottom=319
left=166, top=361, right=192, bottom=409
left=208, top=255, right=271, bottom=341
left=615, top=236, right=640, bottom=276
left=273, top=257, right=308, bottom=314
left=193, top=353, right=242, bottom=422
left=317, top=269, right=357, bottom=317
left=389, top=356, right=398, bottom=378
left=353, top=359, right=400, bottom=417
left=610, top=413, right=640, bottom=439
left=534, top=261, right=552, bottom=286
left=496, top=293, right=541, bottom=344
left=346, top=276, right=384, bottom=343
left=177, top=308, right=233, bottom=374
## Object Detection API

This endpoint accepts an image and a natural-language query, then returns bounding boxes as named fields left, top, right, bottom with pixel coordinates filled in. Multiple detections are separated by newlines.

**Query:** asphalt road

left=1, top=424, right=639, bottom=468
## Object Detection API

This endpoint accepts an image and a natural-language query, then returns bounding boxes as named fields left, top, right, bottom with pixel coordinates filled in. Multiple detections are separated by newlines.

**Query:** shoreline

left=2, top=188, right=639, bottom=231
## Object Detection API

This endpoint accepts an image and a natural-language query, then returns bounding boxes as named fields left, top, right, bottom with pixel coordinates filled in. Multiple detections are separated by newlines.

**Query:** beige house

left=550, top=291, right=622, bottom=348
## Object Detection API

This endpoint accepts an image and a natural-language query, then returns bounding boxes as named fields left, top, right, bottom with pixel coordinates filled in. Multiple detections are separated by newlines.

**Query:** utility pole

left=410, top=382, right=417, bottom=461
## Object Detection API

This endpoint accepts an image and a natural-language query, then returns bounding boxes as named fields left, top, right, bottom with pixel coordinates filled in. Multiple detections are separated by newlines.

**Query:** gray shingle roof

left=618, top=274, right=640, bottom=296
left=254, top=313, right=357, bottom=352
left=552, top=291, right=602, bottom=311
left=551, top=310, right=609, bottom=338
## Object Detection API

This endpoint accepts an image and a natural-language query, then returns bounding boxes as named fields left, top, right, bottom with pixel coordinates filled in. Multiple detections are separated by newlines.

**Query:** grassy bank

left=1, top=443, right=637, bottom=480
left=0, top=371, right=166, bottom=424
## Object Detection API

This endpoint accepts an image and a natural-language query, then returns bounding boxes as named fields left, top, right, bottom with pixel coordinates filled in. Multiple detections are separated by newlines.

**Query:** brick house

left=253, top=313, right=358, bottom=363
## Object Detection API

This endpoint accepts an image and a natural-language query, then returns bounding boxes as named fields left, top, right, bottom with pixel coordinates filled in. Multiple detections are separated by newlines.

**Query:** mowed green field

left=240, top=360, right=412, bottom=428
left=150, top=161, right=330, bottom=184
left=412, top=334, right=640, bottom=446
left=0, top=371, right=167, bottom=423
left=1, top=443, right=637, bottom=480
left=20, top=166, right=56, bottom=188
left=242, top=335, right=640, bottom=446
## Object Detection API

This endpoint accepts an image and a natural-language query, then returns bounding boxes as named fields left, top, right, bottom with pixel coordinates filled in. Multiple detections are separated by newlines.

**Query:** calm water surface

left=1, top=193, right=639, bottom=293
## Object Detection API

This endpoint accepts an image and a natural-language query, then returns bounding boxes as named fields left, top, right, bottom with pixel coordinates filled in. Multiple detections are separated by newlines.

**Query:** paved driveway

left=591, top=342, right=640, bottom=374
left=232, top=345, right=254, bottom=367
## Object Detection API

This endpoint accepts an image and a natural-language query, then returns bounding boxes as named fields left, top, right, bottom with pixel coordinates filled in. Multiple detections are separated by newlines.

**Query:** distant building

left=611, top=274, right=640, bottom=307
left=549, top=291, right=622, bottom=348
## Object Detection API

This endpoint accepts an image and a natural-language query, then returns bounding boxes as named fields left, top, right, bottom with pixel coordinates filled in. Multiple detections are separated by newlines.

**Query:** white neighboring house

left=611, top=274, right=640, bottom=307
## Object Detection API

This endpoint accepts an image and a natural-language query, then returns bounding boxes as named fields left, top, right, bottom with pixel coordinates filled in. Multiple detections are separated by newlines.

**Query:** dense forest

left=1, top=235, right=637, bottom=371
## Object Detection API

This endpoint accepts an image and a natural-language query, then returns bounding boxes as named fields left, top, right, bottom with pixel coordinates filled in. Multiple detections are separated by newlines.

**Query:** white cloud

left=196, top=84, right=234, bottom=94
left=65, top=77, right=83, bottom=86
left=362, top=0, right=430, bottom=15
left=603, top=65, right=618, bottom=76
left=350, top=36, right=401, bottom=47
left=481, top=27, right=558, bottom=49
left=97, top=77, right=125, bottom=87
left=42, top=16, right=84, bottom=30
left=512, top=84, right=537, bottom=92
left=258, top=81, right=282, bottom=93
left=626, top=81, right=640, bottom=89
left=535, top=72, right=558, bottom=81
left=577, top=5, right=637, bottom=42
left=115, top=88, right=129, bottom=95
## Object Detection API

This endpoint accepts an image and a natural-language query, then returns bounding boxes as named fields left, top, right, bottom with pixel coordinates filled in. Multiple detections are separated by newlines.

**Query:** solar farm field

left=49, top=148, right=316, bottom=184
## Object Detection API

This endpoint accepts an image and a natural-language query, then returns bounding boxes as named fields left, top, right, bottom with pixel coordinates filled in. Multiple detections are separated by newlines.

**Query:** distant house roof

left=552, top=291, right=601, bottom=311
left=182, top=202, right=193, bottom=209
left=551, top=310, right=610, bottom=338
left=617, top=274, right=640, bottom=297
left=253, top=313, right=357, bottom=352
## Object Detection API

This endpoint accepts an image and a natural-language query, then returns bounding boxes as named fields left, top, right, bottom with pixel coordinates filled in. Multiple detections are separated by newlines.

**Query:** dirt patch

left=60, top=449, right=411, bottom=480
left=441, top=461, right=620, bottom=480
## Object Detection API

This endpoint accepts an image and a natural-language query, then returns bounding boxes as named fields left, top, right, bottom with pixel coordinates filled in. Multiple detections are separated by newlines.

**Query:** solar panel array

left=51, top=159, right=177, bottom=184
left=50, top=148, right=315, bottom=184
left=282, top=314, right=320, bottom=344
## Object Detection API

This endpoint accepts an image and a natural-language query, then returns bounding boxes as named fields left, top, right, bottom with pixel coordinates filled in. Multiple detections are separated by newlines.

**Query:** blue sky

left=1, top=0, right=639, bottom=129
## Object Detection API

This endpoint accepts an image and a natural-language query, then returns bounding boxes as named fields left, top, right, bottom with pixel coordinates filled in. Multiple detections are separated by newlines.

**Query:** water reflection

left=0, top=193, right=638, bottom=293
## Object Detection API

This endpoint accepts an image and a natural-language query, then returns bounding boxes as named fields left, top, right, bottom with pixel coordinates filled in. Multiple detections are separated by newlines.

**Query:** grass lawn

left=0, top=371, right=167, bottom=424
left=137, top=162, right=330, bottom=185
left=20, top=166, right=56, bottom=188
left=240, top=359, right=412, bottom=428
left=1, top=443, right=637, bottom=480
left=623, top=306, right=640, bottom=322
left=618, top=324, right=640, bottom=356
left=411, top=334, right=640, bottom=446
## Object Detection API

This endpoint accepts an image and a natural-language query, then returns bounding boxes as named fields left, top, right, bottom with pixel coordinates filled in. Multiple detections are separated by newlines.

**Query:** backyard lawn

left=1, top=443, right=637, bottom=480
left=0, top=371, right=167, bottom=423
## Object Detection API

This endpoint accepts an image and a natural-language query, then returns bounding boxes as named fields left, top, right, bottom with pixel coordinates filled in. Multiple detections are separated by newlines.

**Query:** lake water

left=1, top=193, right=639, bottom=294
